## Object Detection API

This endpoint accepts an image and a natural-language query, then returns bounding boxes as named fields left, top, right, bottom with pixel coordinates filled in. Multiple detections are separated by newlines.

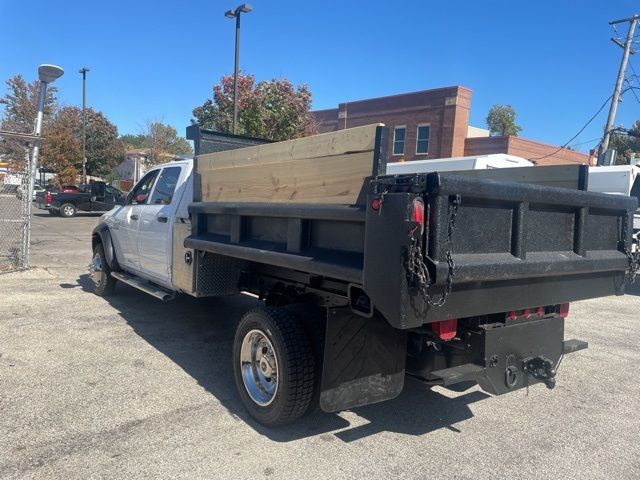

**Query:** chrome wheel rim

left=63, top=205, right=74, bottom=216
left=89, top=253, right=103, bottom=286
left=240, top=329, right=279, bottom=406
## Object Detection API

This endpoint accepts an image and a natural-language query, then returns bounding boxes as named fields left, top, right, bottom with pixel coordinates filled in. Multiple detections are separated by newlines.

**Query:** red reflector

left=522, top=308, right=530, bottom=319
left=432, top=319, right=457, bottom=341
left=536, top=306, right=545, bottom=317
left=371, top=197, right=382, bottom=211
left=508, top=311, right=517, bottom=321
left=559, top=303, right=570, bottom=319
left=412, top=198, right=425, bottom=234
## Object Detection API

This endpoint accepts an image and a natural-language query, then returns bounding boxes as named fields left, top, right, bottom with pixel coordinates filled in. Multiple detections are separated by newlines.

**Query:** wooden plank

left=452, top=165, right=585, bottom=190
left=200, top=151, right=373, bottom=204
left=197, top=124, right=383, bottom=172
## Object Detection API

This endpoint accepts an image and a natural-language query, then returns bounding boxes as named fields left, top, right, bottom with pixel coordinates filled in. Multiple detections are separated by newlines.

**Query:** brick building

left=312, top=87, right=591, bottom=166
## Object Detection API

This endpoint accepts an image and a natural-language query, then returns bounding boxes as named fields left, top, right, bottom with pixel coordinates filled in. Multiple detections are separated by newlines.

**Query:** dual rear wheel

left=233, top=306, right=320, bottom=426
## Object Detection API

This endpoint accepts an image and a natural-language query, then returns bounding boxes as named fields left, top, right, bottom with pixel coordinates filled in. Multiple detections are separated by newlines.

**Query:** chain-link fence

left=0, top=166, right=30, bottom=273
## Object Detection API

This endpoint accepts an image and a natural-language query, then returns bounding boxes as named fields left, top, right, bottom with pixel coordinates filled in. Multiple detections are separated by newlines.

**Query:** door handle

left=157, top=216, right=168, bottom=223
left=130, top=214, right=139, bottom=221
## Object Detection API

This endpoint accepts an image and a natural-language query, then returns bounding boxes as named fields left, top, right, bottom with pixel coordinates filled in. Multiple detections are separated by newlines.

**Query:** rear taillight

left=432, top=319, right=457, bottom=341
left=412, top=198, right=425, bottom=235
left=558, top=303, right=570, bottom=319
left=45, top=192, right=53, bottom=203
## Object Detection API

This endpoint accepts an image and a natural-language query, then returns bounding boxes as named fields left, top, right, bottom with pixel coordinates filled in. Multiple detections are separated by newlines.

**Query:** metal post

left=79, top=67, right=90, bottom=183
left=232, top=14, right=241, bottom=134
left=225, top=4, right=252, bottom=135
left=25, top=81, right=50, bottom=268
left=599, top=15, right=639, bottom=165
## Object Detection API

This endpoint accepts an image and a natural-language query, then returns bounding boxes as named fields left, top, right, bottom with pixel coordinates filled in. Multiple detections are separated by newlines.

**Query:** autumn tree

left=610, top=119, right=640, bottom=165
left=36, top=106, right=124, bottom=180
left=0, top=74, right=57, bottom=169
left=121, top=120, right=192, bottom=165
left=141, top=121, right=192, bottom=164
left=192, top=73, right=317, bottom=141
left=40, top=108, right=81, bottom=185
left=486, top=104, right=522, bottom=137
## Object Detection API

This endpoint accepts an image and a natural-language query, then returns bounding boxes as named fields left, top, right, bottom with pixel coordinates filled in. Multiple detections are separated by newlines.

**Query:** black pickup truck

left=36, top=181, right=124, bottom=217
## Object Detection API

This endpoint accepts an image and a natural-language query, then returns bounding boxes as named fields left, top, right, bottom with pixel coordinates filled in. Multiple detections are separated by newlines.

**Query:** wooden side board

left=197, top=124, right=385, bottom=204
left=200, top=151, right=374, bottom=204
left=197, top=123, right=383, bottom=172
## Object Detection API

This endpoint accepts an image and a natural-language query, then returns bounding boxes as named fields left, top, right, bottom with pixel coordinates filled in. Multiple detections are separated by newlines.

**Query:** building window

left=416, top=124, right=430, bottom=154
left=393, top=126, right=406, bottom=155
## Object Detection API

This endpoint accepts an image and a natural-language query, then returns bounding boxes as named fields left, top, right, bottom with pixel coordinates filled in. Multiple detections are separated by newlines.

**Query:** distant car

left=35, top=181, right=125, bottom=217
left=16, top=184, right=45, bottom=201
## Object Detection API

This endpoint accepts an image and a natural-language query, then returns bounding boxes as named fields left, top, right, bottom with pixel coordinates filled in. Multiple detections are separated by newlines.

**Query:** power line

left=568, top=137, right=602, bottom=148
left=625, top=78, right=640, bottom=104
left=527, top=94, right=613, bottom=161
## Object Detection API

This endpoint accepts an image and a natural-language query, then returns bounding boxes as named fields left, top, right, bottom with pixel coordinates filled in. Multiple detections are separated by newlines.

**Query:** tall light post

left=29, top=64, right=64, bottom=266
left=225, top=3, right=253, bottom=134
left=79, top=67, right=90, bottom=183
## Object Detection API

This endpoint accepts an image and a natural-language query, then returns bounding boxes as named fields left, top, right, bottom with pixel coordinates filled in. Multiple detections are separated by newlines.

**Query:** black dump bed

left=186, top=169, right=637, bottom=331
left=364, top=173, right=637, bottom=328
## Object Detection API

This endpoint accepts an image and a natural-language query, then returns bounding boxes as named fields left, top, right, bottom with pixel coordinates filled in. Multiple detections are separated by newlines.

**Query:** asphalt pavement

left=0, top=212, right=639, bottom=479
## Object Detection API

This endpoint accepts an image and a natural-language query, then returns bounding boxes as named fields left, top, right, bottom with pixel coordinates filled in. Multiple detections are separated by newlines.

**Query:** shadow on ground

left=68, top=274, right=489, bottom=442
left=625, top=278, right=640, bottom=296
left=33, top=212, right=103, bottom=218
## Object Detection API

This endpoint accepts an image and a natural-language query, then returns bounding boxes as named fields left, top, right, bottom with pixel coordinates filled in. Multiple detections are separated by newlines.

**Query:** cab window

left=128, top=170, right=159, bottom=205
left=105, top=185, right=121, bottom=196
left=149, top=167, right=181, bottom=205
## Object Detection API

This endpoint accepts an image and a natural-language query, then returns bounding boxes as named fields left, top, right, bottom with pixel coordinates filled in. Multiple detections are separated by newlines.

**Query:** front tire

left=90, top=243, right=116, bottom=297
left=233, top=307, right=315, bottom=426
left=60, top=203, right=77, bottom=218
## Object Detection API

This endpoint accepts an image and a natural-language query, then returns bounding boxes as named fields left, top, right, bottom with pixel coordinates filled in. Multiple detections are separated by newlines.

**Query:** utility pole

left=79, top=67, right=90, bottom=183
left=599, top=15, right=638, bottom=165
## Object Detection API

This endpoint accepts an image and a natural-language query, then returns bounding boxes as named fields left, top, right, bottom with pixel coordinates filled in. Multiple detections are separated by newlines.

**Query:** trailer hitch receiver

left=522, top=356, right=556, bottom=389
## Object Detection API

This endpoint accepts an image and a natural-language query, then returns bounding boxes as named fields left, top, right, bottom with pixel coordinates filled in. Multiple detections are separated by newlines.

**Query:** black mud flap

left=431, top=315, right=588, bottom=395
left=319, top=308, right=407, bottom=412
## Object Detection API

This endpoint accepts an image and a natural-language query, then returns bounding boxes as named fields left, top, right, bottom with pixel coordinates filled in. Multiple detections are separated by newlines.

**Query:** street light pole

left=225, top=4, right=253, bottom=135
left=27, top=64, right=64, bottom=267
left=79, top=67, right=90, bottom=183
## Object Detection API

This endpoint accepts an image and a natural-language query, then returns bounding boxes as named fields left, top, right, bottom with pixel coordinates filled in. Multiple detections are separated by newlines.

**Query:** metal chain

left=407, top=195, right=460, bottom=308
left=620, top=211, right=640, bottom=283
left=624, top=243, right=639, bottom=284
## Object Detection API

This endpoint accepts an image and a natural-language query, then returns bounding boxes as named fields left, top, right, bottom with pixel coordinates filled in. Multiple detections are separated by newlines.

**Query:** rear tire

left=90, top=243, right=116, bottom=297
left=233, top=307, right=315, bottom=426
left=60, top=203, right=77, bottom=218
left=48, top=209, right=58, bottom=216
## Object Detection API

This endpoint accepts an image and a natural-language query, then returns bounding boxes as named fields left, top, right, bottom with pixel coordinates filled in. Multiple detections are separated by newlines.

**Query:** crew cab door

left=89, top=182, right=108, bottom=211
left=108, top=169, right=160, bottom=269
left=136, top=165, right=184, bottom=283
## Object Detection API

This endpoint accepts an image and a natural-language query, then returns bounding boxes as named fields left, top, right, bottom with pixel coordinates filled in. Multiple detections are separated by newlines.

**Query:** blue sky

left=1, top=0, right=638, bottom=152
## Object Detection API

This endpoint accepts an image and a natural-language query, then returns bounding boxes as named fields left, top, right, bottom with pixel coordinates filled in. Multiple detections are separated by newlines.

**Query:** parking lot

left=1, top=212, right=639, bottom=479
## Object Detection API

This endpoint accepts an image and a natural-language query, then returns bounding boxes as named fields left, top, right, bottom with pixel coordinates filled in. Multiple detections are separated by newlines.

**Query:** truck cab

left=100, top=160, right=192, bottom=290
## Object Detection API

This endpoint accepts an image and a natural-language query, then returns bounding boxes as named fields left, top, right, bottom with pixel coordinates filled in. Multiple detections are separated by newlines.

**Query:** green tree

left=610, top=120, right=640, bottom=165
left=120, top=133, right=146, bottom=150
left=486, top=104, right=522, bottom=137
left=0, top=74, right=57, bottom=169
left=192, top=72, right=317, bottom=141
